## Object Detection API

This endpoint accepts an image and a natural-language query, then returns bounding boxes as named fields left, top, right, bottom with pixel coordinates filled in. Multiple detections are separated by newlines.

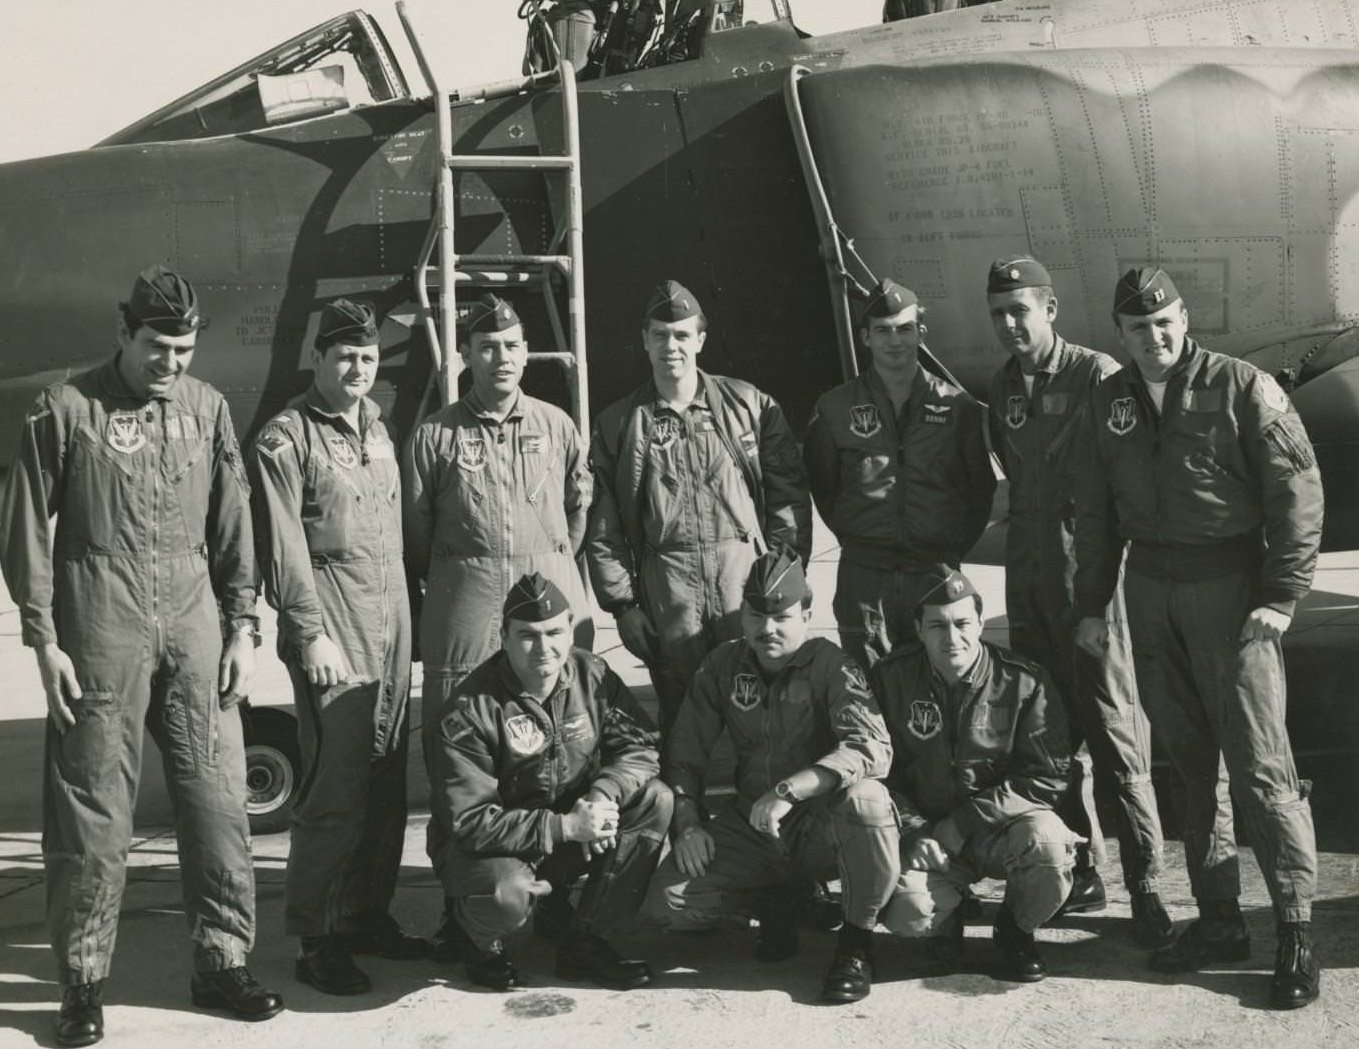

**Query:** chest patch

left=164, top=415, right=199, bottom=441
left=923, top=402, right=952, bottom=425
left=1041, top=393, right=1069, bottom=415
left=106, top=412, right=146, bottom=454
left=841, top=662, right=871, bottom=699
left=504, top=714, right=546, bottom=755
left=907, top=699, right=943, bottom=741
left=730, top=672, right=763, bottom=712
left=848, top=403, right=881, bottom=439
left=328, top=435, right=358, bottom=469
left=1005, top=394, right=1028, bottom=430
left=366, top=433, right=395, bottom=461
left=651, top=413, right=682, bottom=450
left=456, top=432, right=488, bottom=470
left=519, top=432, right=544, bottom=455
left=1107, top=397, right=1138, bottom=436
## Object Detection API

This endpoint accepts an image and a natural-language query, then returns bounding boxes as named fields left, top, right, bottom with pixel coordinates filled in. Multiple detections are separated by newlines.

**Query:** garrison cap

left=860, top=278, right=918, bottom=325
left=124, top=264, right=200, bottom=336
left=503, top=572, right=571, bottom=623
left=315, top=297, right=378, bottom=350
left=463, top=293, right=521, bottom=335
left=1113, top=267, right=1181, bottom=315
left=918, top=565, right=980, bottom=609
left=742, top=546, right=809, bottom=615
left=642, top=279, right=703, bottom=325
left=987, top=257, right=1053, bottom=294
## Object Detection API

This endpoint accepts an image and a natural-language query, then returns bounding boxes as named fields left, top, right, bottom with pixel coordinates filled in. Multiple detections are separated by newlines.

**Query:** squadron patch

left=923, top=402, right=952, bottom=425
left=907, top=699, right=943, bottom=741
left=848, top=403, right=882, bottom=438
left=456, top=432, right=488, bottom=470
left=1107, top=397, right=1138, bottom=436
left=651, top=413, right=682, bottom=450
left=1259, top=374, right=1290, bottom=413
left=328, top=435, right=358, bottom=469
left=730, top=672, right=762, bottom=712
left=738, top=430, right=758, bottom=457
left=1005, top=394, right=1028, bottom=430
left=840, top=662, right=871, bottom=699
left=256, top=428, right=294, bottom=459
left=504, top=714, right=546, bottom=755
left=105, top=412, right=146, bottom=454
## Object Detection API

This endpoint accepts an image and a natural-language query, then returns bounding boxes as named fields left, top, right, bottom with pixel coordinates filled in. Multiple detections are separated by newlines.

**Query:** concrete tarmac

left=3, top=509, right=1359, bottom=1048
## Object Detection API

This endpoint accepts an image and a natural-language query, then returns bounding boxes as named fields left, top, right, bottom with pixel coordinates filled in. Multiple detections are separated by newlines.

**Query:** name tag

left=520, top=433, right=544, bottom=454
left=1040, top=393, right=1069, bottom=415
left=366, top=439, right=395, bottom=461
left=1187, top=389, right=1223, bottom=412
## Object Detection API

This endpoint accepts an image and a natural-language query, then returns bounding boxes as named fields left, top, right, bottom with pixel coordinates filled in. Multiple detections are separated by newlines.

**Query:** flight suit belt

left=840, top=540, right=958, bottom=572
left=56, top=542, right=208, bottom=560
left=1127, top=532, right=1260, bottom=583
left=643, top=537, right=752, bottom=554
left=308, top=552, right=401, bottom=566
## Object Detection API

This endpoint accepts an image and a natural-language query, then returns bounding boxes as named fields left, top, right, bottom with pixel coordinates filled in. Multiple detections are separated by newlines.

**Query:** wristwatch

left=774, top=779, right=799, bottom=803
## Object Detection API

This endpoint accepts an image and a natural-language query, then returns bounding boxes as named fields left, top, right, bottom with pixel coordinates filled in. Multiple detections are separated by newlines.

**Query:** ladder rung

left=450, top=271, right=544, bottom=286
left=447, top=154, right=574, bottom=172
left=457, top=253, right=571, bottom=269
left=526, top=352, right=576, bottom=364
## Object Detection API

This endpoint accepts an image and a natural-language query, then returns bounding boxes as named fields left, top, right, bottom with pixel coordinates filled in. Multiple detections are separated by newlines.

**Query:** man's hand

left=35, top=643, right=81, bottom=733
left=616, top=606, right=658, bottom=664
left=903, top=836, right=951, bottom=872
left=219, top=630, right=256, bottom=709
left=301, top=634, right=352, bottom=688
left=748, top=791, right=794, bottom=839
left=1240, top=606, right=1292, bottom=643
left=1074, top=616, right=1109, bottom=659
left=562, top=796, right=621, bottom=843
left=673, top=825, right=716, bottom=878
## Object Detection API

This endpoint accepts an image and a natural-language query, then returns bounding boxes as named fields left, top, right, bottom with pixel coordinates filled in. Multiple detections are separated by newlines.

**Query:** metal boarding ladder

left=396, top=1, right=590, bottom=438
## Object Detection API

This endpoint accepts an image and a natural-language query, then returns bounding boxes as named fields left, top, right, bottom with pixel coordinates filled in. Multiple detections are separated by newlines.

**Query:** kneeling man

left=432, top=573, right=672, bottom=990
left=875, top=567, right=1076, bottom=981
left=647, top=548, right=900, bottom=1003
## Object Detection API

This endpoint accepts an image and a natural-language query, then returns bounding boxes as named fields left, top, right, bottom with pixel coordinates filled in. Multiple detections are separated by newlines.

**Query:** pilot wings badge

left=504, top=714, right=546, bottom=755
left=730, top=672, right=762, bottom=712
left=907, top=700, right=942, bottom=741
left=848, top=404, right=881, bottom=439
left=1107, top=397, right=1138, bottom=436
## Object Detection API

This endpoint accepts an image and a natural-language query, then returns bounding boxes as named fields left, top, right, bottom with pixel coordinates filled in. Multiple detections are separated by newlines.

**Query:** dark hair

left=913, top=592, right=984, bottom=624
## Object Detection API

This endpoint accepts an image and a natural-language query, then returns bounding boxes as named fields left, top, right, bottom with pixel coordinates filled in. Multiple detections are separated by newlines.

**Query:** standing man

left=805, top=277, right=995, bottom=670
left=432, top=573, right=672, bottom=991
left=647, top=548, right=900, bottom=1003
left=587, top=279, right=811, bottom=733
left=249, top=298, right=426, bottom=997
left=1074, top=267, right=1324, bottom=1009
left=0, top=265, right=283, bottom=1047
left=874, top=567, right=1076, bottom=982
left=984, top=257, right=1170, bottom=945
left=404, top=292, right=593, bottom=955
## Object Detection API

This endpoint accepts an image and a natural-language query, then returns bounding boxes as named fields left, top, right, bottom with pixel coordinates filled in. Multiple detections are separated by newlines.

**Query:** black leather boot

left=341, top=914, right=430, bottom=960
left=923, top=910, right=965, bottom=973
left=295, top=935, right=372, bottom=995
left=1130, top=891, right=1175, bottom=948
left=752, top=882, right=800, bottom=962
left=993, top=906, right=1046, bottom=982
left=556, top=932, right=653, bottom=990
left=1058, top=859, right=1107, bottom=916
left=1271, top=921, right=1320, bottom=1009
left=1149, top=899, right=1250, bottom=973
left=55, top=981, right=103, bottom=1047
left=821, top=923, right=874, bottom=1003
left=189, top=967, right=285, bottom=1020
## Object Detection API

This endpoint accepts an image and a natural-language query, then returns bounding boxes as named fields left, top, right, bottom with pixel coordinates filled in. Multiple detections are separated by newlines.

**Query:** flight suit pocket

left=156, top=677, right=219, bottom=780
left=55, top=691, right=120, bottom=792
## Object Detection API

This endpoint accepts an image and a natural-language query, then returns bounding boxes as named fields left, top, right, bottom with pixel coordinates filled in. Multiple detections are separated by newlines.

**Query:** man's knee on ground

left=880, top=870, right=960, bottom=937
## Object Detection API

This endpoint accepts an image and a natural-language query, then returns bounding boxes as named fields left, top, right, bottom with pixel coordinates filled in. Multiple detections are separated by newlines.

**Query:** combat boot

left=55, top=981, right=103, bottom=1048
left=341, top=913, right=430, bottom=960
left=190, top=966, right=285, bottom=1020
left=1058, top=857, right=1107, bottom=916
left=438, top=917, right=520, bottom=991
left=821, top=922, right=874, bottom=1003
left=1149, top=899, right=1250, bottom=973
left=993, top=906, right=1046, bottom=982
left=1271, top=922, right=1321, bottom=1009
left=534, top=883, right=576, bottom=940
left=1130, top=891, right=1175, bottom=948
left=922, top=910, right=965, bottom=974
left=557, top=932, right=653, bottom=990
left=752, top=882, right=800, bottom=962
left=295, top=935, right=372, bottom=995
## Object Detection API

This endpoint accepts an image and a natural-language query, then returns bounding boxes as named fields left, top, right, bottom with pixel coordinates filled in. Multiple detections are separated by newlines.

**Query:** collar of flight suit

left=646, top=379, right=710, bottom=415
left=98, top=353, right=192, bottom=405
left=463, top=387, right=526, bottom=425
left=925, top=638, right=990, bottom=696
left=493, top=646, right=580, bottom=706
left=301, top=383, right=381, bottom=433
left=863, top=358, right=938, bottom=419
left=1001, top=334, right=1072, bottom=384
left=734, top=634, right=820, bottom=683
left=1125, top=336, right=1205, bottom=396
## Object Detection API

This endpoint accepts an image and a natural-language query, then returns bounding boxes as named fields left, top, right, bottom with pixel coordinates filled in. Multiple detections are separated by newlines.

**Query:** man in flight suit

left=587, top=279, right=811, bottom=733
left=984, top=257, right=1171, bottom=945
left=805, top=277, right=995, bottom=670
left=1074, top=267, right=1324, bottom=1009
left=404, top=292, right=593, bottom=953
left=647, top=547, right=900, bottom=1003
left=432, top=573, right=672, bottom=991
left=875, top=567, right=1076, bottom=982
left=249, top=298, right=426, bottom=997
left=0, top=265, right=283, bottom=1047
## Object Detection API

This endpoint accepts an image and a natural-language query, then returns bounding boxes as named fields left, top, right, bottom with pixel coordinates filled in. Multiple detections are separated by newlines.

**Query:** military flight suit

left=873, top=642, right=1076, bottom=935
left=248, top=388, right=411, bottom=938
left=805, top=364, right=995, bottom=669
left=1074, top=340, right=1323, bottom=922
left=987, top=338, right=1162, bottom=893
left=405, top=389, right=592, bottom=876
left=587, top=370, right=811, bottom=731
left=434, top=648, right=672, bottom=948
left=0, top=359, right=257, bottom=985
left=647, top=637, right=900, bottom=931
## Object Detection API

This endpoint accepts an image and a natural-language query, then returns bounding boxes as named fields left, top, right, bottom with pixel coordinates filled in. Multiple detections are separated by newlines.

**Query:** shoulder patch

left=256, top=428, right=294, bottom=459
left=840, top=661, right=871, bottom=699
left=1258, top=373, right=1290, bottom=414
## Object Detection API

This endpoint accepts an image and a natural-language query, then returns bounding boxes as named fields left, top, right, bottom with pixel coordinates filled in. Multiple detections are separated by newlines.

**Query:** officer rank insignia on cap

left=986, top=257, right=1053, bottom=294
left=125, top=263, right=201, bottom=336
left=315, top=297, right=378, bottom=349
left=503, top=571, right=571, bottom=622
left=1113, top=266, right=1181, bottom=315
left=742, top=546, right=808, bottom=614
left=643, top=279, right=703, bottom=324
left=860, top=278, right=918, bottom=324
left=918, top=565, right=979, bottom=608
left=463, top=293, right=521, bottom=335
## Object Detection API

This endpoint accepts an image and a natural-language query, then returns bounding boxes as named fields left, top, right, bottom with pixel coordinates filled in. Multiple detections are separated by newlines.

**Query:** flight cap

left=918, top=565, right=980, bottom=609
left=860, top=278, right=918, bottom=325
left=987, top=257, right=1053, bottom=294
left=1113, top=267, right=1181, bottom=316
left=742, top=546, right=809, bottom=615
left=464, top=293, right=521, bottom=335
left=315, top=297, right=378, bottom=350
left=503, top=572, right=571, bottom=623
left=124, top=264, right=201, bottom=336
left=642, top=279, right=703, bottom=325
